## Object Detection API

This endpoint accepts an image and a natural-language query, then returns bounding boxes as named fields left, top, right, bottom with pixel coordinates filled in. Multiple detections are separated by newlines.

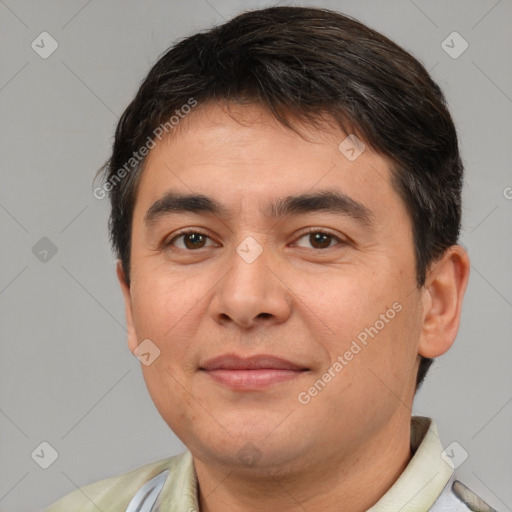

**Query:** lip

left=201, top=354, right=307, bottom=371
left=200, top=354, right=309, bottom=390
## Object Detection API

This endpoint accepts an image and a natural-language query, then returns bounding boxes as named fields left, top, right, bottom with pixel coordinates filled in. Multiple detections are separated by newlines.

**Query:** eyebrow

left=144, top=188, right=374, bottom=228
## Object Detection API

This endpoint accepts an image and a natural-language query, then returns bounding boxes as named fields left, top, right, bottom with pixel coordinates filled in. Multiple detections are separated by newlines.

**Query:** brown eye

left=183, top=233, right=206, bottom=249
left=309, top=232, right=332, bottom=249
left=168, top=231, right=215, bottom=250
left=294, top=230, right=343, bottom=250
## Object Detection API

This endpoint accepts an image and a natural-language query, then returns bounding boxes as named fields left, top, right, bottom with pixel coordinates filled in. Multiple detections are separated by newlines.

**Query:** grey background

left=0, top=1, right=511, bottom=511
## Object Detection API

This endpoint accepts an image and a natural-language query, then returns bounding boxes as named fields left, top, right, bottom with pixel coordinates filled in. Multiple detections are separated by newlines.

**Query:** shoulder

left=451, top=478, right=497, bottom=512
left=44, top=452, right=187, bottom=512
left=432, top=473, right=498, bottom=512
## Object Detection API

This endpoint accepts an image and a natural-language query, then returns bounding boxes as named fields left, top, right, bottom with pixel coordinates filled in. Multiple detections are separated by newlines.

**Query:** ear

left=116, top=261, right=139, bottom=354
left=418, top=245, right=470, bottom=358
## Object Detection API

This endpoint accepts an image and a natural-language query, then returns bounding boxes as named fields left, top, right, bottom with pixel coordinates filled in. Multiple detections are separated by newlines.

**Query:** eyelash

left=164, top=228, right=346, bottom=251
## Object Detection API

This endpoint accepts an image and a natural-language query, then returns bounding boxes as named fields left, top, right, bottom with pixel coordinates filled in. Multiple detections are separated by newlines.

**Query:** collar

left=155, top=449, right=198, bottom=511
left=368, top=416, right=453, bottom=511
left=155, top=416, right=452, bottom=511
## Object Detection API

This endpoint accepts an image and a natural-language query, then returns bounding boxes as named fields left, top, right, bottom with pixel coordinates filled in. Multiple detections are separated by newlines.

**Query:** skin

left=117, top=102, right=470, bottom=511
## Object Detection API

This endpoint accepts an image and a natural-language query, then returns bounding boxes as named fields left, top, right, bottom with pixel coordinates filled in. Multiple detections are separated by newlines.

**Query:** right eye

left=165, top=230, right=218, bottom=251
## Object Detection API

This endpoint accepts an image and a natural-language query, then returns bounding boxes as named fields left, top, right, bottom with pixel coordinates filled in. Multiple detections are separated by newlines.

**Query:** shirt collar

left=156, top=449, right=198, bottom=512
left=157, top=416, right=452, bottom=511
left=368, top=416, right=453, bottom=511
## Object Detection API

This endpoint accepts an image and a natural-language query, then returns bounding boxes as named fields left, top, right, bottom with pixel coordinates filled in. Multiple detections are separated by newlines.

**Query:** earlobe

left=116, top=261, right=139, bottom=354
left=418, top=245, right=470, bottom=359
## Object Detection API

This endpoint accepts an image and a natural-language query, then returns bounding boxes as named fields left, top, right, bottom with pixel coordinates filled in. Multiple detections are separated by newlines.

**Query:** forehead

left=133, top=102, right=406, bottom=226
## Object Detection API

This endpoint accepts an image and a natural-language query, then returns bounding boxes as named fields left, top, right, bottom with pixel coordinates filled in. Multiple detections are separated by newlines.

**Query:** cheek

left=352, top=297, right=421, bottom=395
left=130, top=269, right=203, bottom=337
left=128, top=288, right=192, bottom=380
left=302, top=269, right=390, bottom=339
left=140, top=362, right=201, bottom=443
left=307, top=269, right=418, bottom=381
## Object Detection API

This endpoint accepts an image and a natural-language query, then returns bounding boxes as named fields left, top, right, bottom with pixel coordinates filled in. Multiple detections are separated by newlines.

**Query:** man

left=46, top=6, right=495, bottom=511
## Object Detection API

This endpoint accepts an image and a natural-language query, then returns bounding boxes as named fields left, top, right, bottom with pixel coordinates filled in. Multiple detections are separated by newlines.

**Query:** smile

left=199, top=353, right=309, bottom=390
left=202, top=368, right=306, bottom=390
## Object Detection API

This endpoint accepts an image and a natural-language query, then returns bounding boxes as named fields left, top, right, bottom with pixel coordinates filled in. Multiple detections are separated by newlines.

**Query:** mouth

left=199, top=354, right=309, bottom=390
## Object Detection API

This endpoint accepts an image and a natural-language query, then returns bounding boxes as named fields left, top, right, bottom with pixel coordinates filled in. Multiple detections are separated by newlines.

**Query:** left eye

left=294, top=231, right=343, bottom=249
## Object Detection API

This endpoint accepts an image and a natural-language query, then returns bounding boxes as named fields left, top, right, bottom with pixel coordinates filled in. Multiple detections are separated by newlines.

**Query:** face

left=119, top=102, right=426, bottom=473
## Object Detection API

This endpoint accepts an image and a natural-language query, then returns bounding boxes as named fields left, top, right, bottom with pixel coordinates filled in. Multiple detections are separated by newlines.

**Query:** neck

left=193, top=413, right=413, bottom=512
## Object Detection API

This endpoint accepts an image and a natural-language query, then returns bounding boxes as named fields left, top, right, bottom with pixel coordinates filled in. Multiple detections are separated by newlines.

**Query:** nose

left=209, top=239, right=292, bottom=329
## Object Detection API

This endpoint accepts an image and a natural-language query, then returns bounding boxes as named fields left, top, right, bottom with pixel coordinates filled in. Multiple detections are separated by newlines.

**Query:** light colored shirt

left=44, top=416, right=495, bottom=511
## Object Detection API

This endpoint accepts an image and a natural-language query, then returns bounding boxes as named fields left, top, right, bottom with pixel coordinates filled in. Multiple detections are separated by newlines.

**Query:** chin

left=184, top=421, right=312, bottom=472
